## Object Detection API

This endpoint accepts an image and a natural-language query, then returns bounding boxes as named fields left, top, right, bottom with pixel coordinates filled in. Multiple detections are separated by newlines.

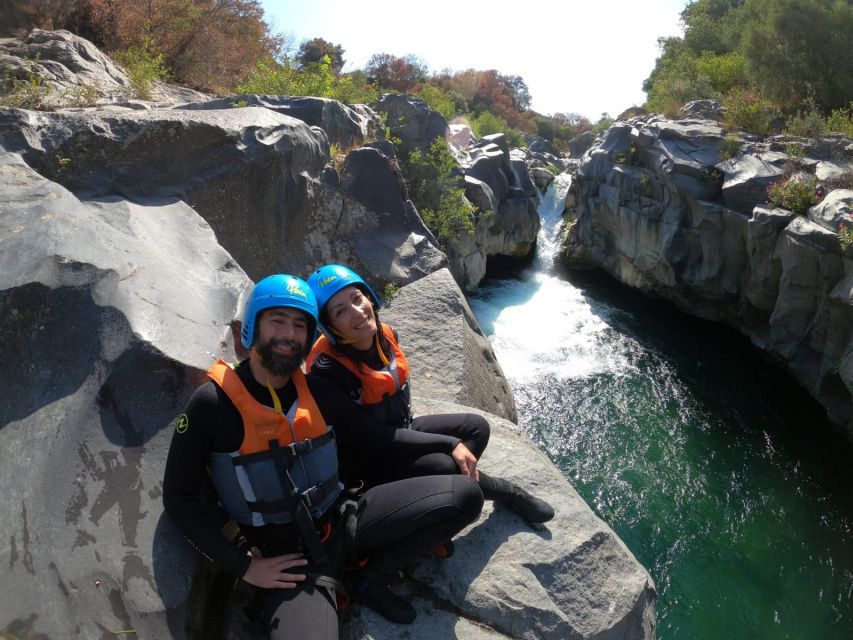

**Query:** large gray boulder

left=719, top=154, right=784, bottom=215
left=180, top=95, right=380, bottom=149
left=0, top=150, right=248, bottom=639
left=0, top=105, right=327, bottom=281
left=677, top=99, right=725, bottom=123
left=0, top=29, right=131, bottom=101
left=0, top=100, right=444, bottom=287
left=383, top=268, right=517, bottom=422
left=562, top=111, right=853, bottom=436
left=808, top=188, right=853, bottom=233
left=374, top=93, right=449, bottom=157
left=569, top=131, right=595, bottom=158
left=0, top=29, right=209, bottom=105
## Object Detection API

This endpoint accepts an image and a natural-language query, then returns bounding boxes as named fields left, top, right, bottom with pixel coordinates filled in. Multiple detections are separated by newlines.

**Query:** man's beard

left=256, top=337, right=307, bottom=376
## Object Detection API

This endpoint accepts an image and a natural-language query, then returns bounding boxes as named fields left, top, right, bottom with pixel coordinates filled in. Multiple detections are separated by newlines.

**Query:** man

left=163, top=274, right=483, bottom=639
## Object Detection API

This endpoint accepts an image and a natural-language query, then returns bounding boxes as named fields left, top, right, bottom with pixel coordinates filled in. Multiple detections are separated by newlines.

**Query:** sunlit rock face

left=562, top=110, right=853, bottom=436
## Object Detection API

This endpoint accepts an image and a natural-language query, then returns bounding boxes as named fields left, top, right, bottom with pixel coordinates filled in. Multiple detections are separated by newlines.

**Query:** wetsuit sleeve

left=307, top=375, right=461, bottom=457
left=162, top=382, right=251, bottom=578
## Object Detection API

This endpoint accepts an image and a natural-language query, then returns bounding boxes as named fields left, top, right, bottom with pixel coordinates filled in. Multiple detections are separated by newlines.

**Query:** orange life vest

left=206, top=359, right=342, bottom=527
left=307, top=324, right=411, bottom=426
left=308, top=324, right=409, bottom=404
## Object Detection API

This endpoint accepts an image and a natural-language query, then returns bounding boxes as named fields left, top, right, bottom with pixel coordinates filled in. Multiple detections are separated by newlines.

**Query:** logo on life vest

left=254, top=418, right=280, bottom=437
left=318, top=275, right=338, bottom=288
left=287, top=280, right=308, bottom=297
left=176, top=414, right=189, bottom=433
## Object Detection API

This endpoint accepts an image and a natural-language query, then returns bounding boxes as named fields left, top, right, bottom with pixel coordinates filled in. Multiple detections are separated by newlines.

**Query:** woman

left=306, top=264, right=554, bottom=525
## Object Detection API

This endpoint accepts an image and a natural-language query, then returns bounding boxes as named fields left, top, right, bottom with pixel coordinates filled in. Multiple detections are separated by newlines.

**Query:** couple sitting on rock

left=162, top=265, right=553, bottom=639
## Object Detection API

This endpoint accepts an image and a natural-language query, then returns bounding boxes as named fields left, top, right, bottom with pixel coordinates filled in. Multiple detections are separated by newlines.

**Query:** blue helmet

left=240, top=274, right=318, bottom=348
left=306, top=264, right=380, bottom=341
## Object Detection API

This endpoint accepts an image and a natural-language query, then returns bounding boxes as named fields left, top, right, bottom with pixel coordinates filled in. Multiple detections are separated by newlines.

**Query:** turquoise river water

left=469, top=175, right=853, bottom=639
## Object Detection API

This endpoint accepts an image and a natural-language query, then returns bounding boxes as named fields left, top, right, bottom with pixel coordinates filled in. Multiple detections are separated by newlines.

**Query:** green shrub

left=237, top=56, right=378, bottom=104
left=63, top=83, right=101, bottom=107
left=783, top=142, right=806, bottom=161
left=468, top=110, right=507, bottom=137
left=467, top=110, right=525, bottom=148
left=839, top=223, right=853, bottom=253
left=694, top=51, right=747, bottom=94
left=418, top=186, right=475, bottom=245
left=401, top=138, right=476, bottom=246
left=592, top=114, right=615, bottom=134
left=767, top=176, right=820, bottom=215
left=1, top=56, right=52, bottom=110
left=381, top=282, right=400, bottom=303
left=417, top=84, right=456, bottom=120
left=718, top=135, right=743, bottom=161
left=114, top=36, right=169, bottom=100
left=784, top=96, right=826, bottom=137
left=722, top=88, right=779, bottom=135
left=826, top=103, right=853, bottom=137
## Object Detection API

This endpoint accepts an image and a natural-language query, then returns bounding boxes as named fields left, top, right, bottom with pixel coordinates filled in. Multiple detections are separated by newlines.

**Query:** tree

left=743, top=0, right=853, bottom=111
left=46, top=0, right=282, bottom=92
left=502, top=74, right=531, bottom=111
left=644, top=0, right=853, bottom=116
left=297, top=37, right=344, bottom=73
left=364, top=52, right=428, bottom=91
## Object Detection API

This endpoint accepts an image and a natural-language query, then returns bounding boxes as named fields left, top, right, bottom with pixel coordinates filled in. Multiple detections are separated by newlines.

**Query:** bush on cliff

left=236, top=56, right=378, bottom=104
left=113, top=35, right=170, bottom=100
left=401, top=138, right=476, bottom=246
left=767, top=175, right=821, bottom=215
left=468, top=111, right=525, bottom=148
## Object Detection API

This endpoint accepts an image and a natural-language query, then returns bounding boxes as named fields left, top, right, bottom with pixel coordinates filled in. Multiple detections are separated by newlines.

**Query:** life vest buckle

left=287, top=438, right=313, bottom=456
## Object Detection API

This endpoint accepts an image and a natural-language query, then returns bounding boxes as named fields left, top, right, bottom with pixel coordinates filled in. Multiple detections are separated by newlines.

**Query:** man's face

left=254, top=307, right=310, bottom=376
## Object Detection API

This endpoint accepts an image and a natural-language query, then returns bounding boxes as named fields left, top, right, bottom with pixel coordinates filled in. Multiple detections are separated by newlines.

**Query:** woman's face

left=326, top=285, right=377, bottom=347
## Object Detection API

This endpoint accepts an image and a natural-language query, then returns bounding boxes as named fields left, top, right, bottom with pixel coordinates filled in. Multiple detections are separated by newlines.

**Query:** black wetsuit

left=308, top=329, right=491, bottom=488
left=163, top=361, right=483, bottom=639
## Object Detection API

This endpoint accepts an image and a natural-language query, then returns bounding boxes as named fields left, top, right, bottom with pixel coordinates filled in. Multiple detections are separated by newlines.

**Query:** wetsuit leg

left=263, top=583, right=338, bottom=640
left=410, top=413, right=490, bottom=458
left=359, top=414, right=490, bottom=483
left=354, top=474, right=483, bottom=573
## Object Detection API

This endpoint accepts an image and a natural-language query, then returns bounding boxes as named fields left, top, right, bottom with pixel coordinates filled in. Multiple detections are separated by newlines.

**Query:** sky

left=259, top=0, right=689, bottom=121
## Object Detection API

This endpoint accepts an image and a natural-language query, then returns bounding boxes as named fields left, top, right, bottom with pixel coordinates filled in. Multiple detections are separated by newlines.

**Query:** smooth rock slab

left=0, top=151, right=249, bottom=639
left=383, top=268, right=517, bottom=422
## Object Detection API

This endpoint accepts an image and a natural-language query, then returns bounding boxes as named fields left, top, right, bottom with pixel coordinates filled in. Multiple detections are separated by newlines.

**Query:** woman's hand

left=451, top=442, right=479, bottom=482
left=241, top=548, right=308, bottom=589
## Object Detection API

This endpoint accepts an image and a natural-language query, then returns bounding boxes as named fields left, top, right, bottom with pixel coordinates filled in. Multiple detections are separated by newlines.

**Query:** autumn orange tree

left=365, top=52, right=429, bottom=92
left=45, top=0, right=280, bottom=92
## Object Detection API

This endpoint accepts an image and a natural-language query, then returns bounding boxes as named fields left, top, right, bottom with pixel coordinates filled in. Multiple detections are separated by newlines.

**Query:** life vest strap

left=230, top=431, right=335, bottom=467
left=244, top=475, right=341, bottom=514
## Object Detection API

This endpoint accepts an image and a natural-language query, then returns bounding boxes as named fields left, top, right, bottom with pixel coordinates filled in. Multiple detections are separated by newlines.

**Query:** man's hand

left=242, top=548, right=308, bottom=589
left=451, top=442, right=479, bottom=482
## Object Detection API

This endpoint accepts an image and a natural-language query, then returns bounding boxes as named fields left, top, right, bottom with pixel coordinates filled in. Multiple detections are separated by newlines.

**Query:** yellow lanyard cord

left=265, top=372, right=284, bottom=415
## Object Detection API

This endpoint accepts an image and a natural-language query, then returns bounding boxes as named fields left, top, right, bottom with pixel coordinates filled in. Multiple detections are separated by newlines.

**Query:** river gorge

left=471, top=175, right=853, bottom=639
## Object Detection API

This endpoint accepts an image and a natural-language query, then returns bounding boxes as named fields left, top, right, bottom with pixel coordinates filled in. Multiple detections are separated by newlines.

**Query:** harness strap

left=268, top=440, right=329, bottom=567
left=305, top=572, right=349, bottom=609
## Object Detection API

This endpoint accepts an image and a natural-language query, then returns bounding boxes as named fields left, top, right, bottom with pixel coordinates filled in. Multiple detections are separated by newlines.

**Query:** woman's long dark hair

left=320, top=292, right=391, bottom=373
